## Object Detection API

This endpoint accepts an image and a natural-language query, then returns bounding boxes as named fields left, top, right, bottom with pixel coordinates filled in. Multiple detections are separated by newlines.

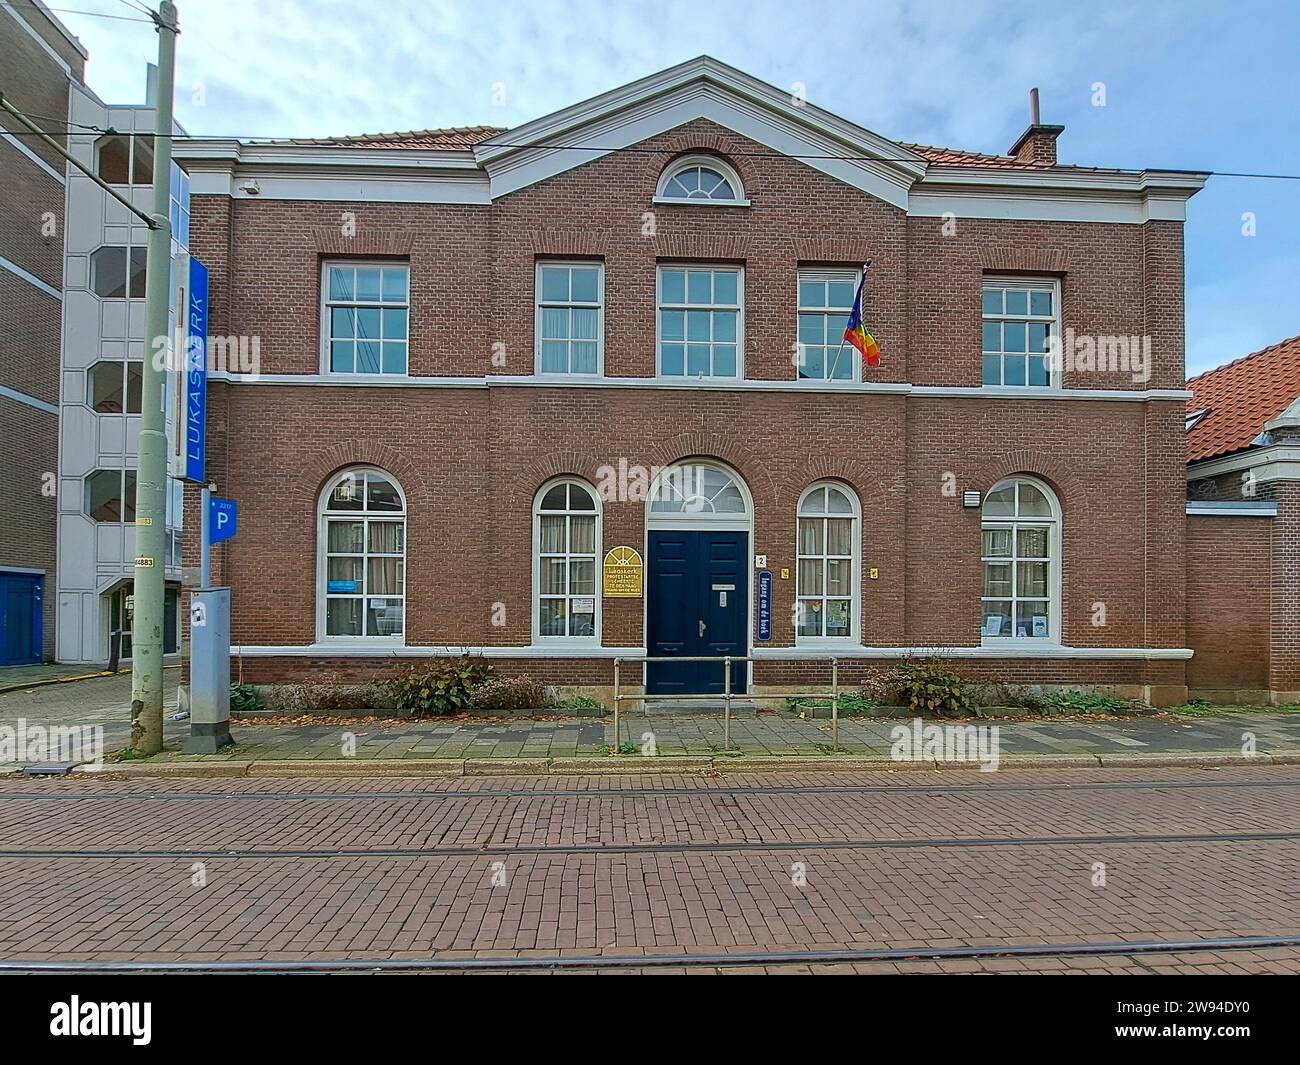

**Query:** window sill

left=980, top=637, right=1060, bottom=649
left=651, top=196, right=751, bottom=208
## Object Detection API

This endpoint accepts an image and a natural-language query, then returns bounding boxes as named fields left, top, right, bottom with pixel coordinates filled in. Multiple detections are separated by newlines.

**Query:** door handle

left=699, top=619, right=707, bottom=637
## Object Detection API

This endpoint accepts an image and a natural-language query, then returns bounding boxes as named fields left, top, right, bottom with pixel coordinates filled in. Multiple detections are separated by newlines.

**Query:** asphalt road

left=0, top=766, right=1298, bottom=972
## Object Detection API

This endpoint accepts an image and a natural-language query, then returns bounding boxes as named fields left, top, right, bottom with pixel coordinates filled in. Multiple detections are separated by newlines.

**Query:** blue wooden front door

left=646, top=531, right=748, bottom=694
left=0, top=572, right=42, bottom=667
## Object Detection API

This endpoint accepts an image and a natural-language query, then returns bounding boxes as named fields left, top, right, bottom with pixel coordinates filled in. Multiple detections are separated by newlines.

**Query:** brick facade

left=182, top=81, right=1198, bottom=704
left=0, top=6, right=83, bottom=663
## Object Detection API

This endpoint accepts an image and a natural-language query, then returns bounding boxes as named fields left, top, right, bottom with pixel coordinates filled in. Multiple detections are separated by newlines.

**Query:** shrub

left=386, top=654, right=492, bottom=717
left=261, top=682, right=391, bottom=714
left=470, top=676, right=552, bottom=711
left=892, top=659, right=972, bottom=717
left=1036, top=690, right=1132, bottom=714
left=554, top=694, right=603, bottom=712
left=230, top=683, right=264, bottom=713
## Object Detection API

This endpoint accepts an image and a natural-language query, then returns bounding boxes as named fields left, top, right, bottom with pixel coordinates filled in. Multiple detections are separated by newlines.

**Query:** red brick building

left=175, top=58, right=1207, bottom=705
left=1186, top=336, right=1300, bottom=704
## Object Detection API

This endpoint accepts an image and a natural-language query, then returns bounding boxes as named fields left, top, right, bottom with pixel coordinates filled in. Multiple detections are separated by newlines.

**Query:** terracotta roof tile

left=1186, top=335, right=1300, bottom=463
left=275, top=126, right=506, bottom=150
left=899, top=142, right=1048, bottom=169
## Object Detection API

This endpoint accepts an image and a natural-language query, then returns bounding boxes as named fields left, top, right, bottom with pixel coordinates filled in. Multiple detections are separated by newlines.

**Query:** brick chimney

left=1008, top=87, right=1063, bottom=166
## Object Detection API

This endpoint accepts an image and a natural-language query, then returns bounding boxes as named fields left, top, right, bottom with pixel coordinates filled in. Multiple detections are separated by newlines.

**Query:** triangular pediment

left=475, top=56, right=926, bottom=208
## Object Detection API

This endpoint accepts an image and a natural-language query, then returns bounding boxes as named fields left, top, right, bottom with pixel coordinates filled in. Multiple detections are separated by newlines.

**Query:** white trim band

left=233, top=644, right=648, bottom=658
left=0, top=385, right=58, bottom=415
left=209, top=370, right=1190, bottom=402
left=229, top=642, right=1190, bottom=661
left=0, top=255, right=61, bottom=300
left=1186, top=501, right=1278, bottom=517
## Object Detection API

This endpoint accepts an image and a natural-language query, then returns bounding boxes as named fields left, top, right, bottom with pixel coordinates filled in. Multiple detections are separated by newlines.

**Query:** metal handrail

left=612, top=655, right=841, bottom=751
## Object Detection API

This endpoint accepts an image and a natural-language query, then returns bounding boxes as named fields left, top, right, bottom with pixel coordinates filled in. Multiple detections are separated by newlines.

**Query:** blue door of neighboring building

left=646, top=531, right=748, bottom=695
left=0, top=572, right=42, bottom=667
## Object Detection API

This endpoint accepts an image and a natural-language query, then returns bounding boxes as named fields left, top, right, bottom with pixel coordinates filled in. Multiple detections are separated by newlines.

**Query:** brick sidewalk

left=116, top=709, right=1300, bottom=766
left=1, top=670, right=1298, bottom=772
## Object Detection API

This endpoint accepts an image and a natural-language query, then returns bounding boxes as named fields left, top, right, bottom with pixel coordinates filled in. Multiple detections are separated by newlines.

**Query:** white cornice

left=173, top=56, right=1205, bottom=222
left=1186, top=501, right=1277, bottom=517
left=1187, top=444, right=1300, bottom=484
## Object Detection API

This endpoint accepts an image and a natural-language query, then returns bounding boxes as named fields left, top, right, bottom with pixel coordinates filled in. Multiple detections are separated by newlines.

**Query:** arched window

left=656, top=155, right=746, bottom=205
left=649, top=463, right=748, bottom=516
left=535, top=480, right=600, bottom=640
left=318, top=468, right=406, bottom=640
left=980, top=477, right=1060, bottom=641
left=796, top=482, right=860, bottom=640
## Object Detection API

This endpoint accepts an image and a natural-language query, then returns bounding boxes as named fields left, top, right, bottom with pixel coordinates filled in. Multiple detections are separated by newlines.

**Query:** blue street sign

left=184, top=257, right=208, bottom=484
left=757, top=570, right=772, bottom=641
left=209, top=497, right=237, bottom=544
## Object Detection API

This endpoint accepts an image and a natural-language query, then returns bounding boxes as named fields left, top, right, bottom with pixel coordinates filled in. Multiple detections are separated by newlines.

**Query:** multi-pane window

left=796, top=483, right=858, bottom=639
left=319, top=469, right=406, bottom=639
left=536, top=262, right=602, bottom=374
left=797, top=270, right=858, bottom=381
left=88, top=360, right=143, bottom=413
left=657, top=156, right=745, bottom=204
left=981, top=278, right=1058, bottom=386
left=658, top=266, right=741, bottom=378
left=89, top=246, right=147, bottom=299
left=323, top=262, right=409, bottom=375
left=535, top=481, right=599, bottom=639
left=84, top=469, right=137, bottom=523
left=981, top=478, right=1059, bottom=640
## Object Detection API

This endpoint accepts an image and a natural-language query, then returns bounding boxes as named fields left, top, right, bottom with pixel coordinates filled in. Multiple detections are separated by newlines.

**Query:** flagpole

left=827, top=259, right=871, bottom=382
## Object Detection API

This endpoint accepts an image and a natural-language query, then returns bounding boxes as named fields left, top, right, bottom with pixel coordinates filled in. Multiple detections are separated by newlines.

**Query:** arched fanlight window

left=534, top=480, right=601, bottom=639
left=656, top=155, right=746, bottom=205
left=318, top=468, right=406, bottom=640
left=980, top=477, right=1061, bottom=641
left=796, top=482, right=860, bottom=640
left=649, top=463, right=748, bottom=516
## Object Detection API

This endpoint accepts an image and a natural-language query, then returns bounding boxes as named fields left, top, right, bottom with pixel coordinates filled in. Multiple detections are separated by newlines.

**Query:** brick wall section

left=1270, top=482, right=1300, bottom=694
left=0, top=397, right=57, bottom=657
left=1185, top=515, right=1271, bottom=693
left=0, top=8, right=77, bottom=662
left=190, top=117, right=1193, bottom=693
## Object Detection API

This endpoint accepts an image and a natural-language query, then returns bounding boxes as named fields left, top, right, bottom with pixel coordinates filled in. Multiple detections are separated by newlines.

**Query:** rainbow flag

left=843, top=268, right=880, bottom=367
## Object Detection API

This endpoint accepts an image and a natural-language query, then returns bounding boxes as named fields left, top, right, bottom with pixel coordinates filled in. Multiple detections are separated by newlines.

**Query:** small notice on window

left=573, top=597, right=595, bottom=613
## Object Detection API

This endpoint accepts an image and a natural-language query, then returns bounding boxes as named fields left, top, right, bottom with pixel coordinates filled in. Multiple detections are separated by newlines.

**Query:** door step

left=635, top=700, right=761, bottom=717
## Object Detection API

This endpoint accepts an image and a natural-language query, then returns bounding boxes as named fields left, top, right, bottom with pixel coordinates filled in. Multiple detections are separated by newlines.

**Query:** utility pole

left=130, top=0, right=180, bottom=756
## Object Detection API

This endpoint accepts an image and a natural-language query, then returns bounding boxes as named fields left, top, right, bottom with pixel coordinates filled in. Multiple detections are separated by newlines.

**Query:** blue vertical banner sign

left=185, top=257, right=208, bottom=484
left=757, top=570, right=772, bottom=641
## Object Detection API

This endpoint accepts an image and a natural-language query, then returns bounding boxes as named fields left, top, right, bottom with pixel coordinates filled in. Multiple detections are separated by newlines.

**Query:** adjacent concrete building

left=54, top=72, right=190, bottom=665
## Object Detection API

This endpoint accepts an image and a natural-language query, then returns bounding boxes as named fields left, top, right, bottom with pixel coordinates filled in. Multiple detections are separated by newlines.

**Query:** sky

left=40, top=0, right=1300, bottom=377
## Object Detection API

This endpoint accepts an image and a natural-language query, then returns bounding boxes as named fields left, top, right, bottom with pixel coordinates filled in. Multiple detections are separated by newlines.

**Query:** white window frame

left=653, top=154, right=749, bottom=207
left=795, top=482, right=861, bottom=645
left=316, top=467, right=407, bottom=644
left=796, top=268, right=862, bottom=383
left=981, top=276, right=1061, bottom=388
left=533, top=260, right=605, bottom=376
left=532, top=479, right=602, bottom=644
left=320, top=260, right=411, bottom=377
left=980, top=476, right=1062, bottom=645
left=656, top=263, right=745, bottom=381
